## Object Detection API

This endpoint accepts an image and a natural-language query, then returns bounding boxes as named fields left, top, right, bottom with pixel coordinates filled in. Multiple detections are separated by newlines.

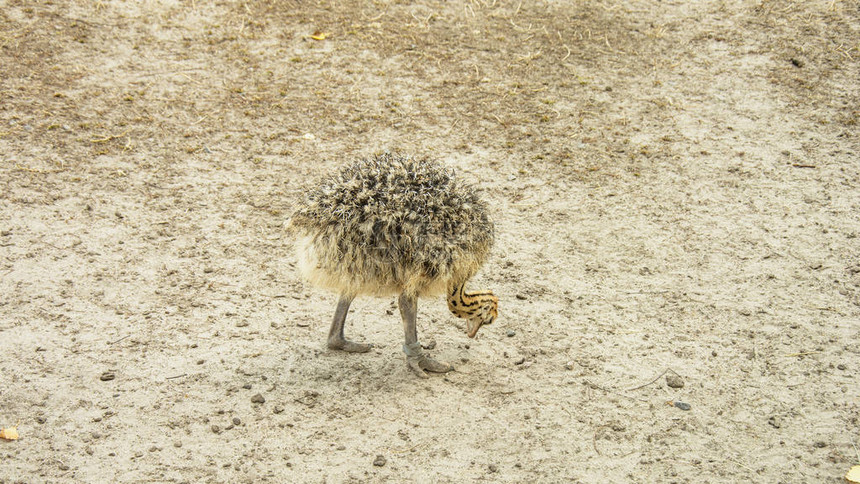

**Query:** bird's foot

left=328, top=338, right=373, bottom=353
left=403, top=343, right=453, bottom=378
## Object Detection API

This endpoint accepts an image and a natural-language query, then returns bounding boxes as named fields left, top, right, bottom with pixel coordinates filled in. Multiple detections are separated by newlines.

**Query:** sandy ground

left=1, top=0, right=859, bottom=482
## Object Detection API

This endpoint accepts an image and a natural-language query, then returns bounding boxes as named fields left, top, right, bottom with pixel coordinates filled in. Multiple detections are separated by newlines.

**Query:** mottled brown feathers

left=290, top=153, right=494, bottom=297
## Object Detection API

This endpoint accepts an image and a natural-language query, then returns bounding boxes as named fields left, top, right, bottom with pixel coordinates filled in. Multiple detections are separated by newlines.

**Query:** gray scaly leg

left=399, top=293, right=453, bottom=378
left=327, top=295, right=373, bottom=353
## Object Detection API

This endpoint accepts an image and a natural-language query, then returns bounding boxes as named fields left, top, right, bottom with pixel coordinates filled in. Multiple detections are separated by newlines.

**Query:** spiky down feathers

left=290, top=154, right=494, bottom=297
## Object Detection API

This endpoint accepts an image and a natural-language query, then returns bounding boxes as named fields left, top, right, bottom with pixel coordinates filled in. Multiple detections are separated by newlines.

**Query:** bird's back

left=290, top=153, right=494, bottom=297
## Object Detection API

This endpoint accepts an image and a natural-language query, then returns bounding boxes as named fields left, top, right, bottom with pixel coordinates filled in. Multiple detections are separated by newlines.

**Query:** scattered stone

left=672, top=401, right=691, bottom=411
left=149, top=446, right=159, bottom=453
left=665, top=373, right=684, bottom=389
left=373, top=455, right=386, bottom=467
left=85, top=446, right=94, bottom=455
left=515, top=294, right=527, bottom=300
left=768, top=416, right=782, bottom=429
left=211, top=425, right=221, bottom=434
left=232, top=417, right=241, bottom=426
left=837, top=364, right=847, bottom=371
left=488, top=463, right=499, bottom=473
left=251, top=393, right=266, bottom=404
left=36, top=416, right=47, bottom=424
left=100, top=372, right=115, bottom=381
left=506, top=330, right=516, bottom=337
left=421, top=340, right=437, bottom=350
left=59, top=463, right=70, bottom=471
left=243, top=383, right=252, bottom=390
left=273, top=405, right=285, bottom=414
left=173, top=441, right=183, bottom=448
left=564, top=362, right=574, bottom=370
left=813, top=441, right=826, bottom=448
left=197, top=359, right=205, bottom=365
left=336, top=445, right=346, bottom=451
left=236, top=321, right=249, bottom=327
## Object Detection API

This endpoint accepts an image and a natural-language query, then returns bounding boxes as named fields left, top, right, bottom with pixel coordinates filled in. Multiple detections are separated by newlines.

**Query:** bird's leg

left=399, top=293, right=453, bottom=378
left=327, top=294, right=372, bottom=353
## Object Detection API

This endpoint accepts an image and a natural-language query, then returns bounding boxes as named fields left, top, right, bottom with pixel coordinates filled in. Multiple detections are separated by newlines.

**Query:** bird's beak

left=466, top=320, right=482, bottom=338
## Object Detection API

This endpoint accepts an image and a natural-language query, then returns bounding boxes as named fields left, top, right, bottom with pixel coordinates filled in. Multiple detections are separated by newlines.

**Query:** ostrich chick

left=289, top=153, right=498, bottom=377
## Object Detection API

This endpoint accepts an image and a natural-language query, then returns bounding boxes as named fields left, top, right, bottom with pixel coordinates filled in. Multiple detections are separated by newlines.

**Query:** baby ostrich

left=289, top=153, right=498, bottom=377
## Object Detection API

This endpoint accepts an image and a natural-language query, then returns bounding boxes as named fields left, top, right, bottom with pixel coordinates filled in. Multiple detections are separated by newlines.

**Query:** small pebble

left=251, top=393, right=266, bottom=404
left=243, top=383, right=252, bottom=390
left=813, top=441, right=826, bottom=448
left=488, top=463, right=499, bottom=473
left=149, top=446, right=159, bottom=453
left=672, top=401, right=691, bottom=411
left=421, top=340, right=437, bottom=350
left=666, top=373, right=684, bottom=389
left=564, top=362, right=574, bottom=370
left=100, top=371, right=115, bottom=381
left=232, top=417, right=241, bottom=426
left=515, top=294, right=527, bottom=300
left=59, top=464, right=70, bottom=471
left=373, top=455, right=386, bottom=467
left=768, top=416, right=782, bottom=429
left=514, top=357, right=525, bottom=365
left=236, top=321, right=249, bottom=327
left=173, top=441, right=183, bottom=448
left=336, top=445, right=346, bottom=451
left=506, top=330, right=516, bottom=337
left=197, top=359, right=205, bottom=365
left=273, top=405, right=285, bottom=414
left=211, top=425, right=221, bottom=434
left=837, top=364, right=846, bottom=370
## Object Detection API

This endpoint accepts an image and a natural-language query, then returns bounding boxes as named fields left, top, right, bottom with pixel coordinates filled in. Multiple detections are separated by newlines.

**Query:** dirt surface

left=1, top=0, right=859, bottom=482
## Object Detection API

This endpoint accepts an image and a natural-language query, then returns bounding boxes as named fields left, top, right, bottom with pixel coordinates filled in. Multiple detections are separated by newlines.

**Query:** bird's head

left=465, top=293, right=498, bottom=338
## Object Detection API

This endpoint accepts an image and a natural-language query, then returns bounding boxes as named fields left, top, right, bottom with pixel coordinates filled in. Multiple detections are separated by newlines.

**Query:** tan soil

left=1, top=0, right=858, bottom=482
